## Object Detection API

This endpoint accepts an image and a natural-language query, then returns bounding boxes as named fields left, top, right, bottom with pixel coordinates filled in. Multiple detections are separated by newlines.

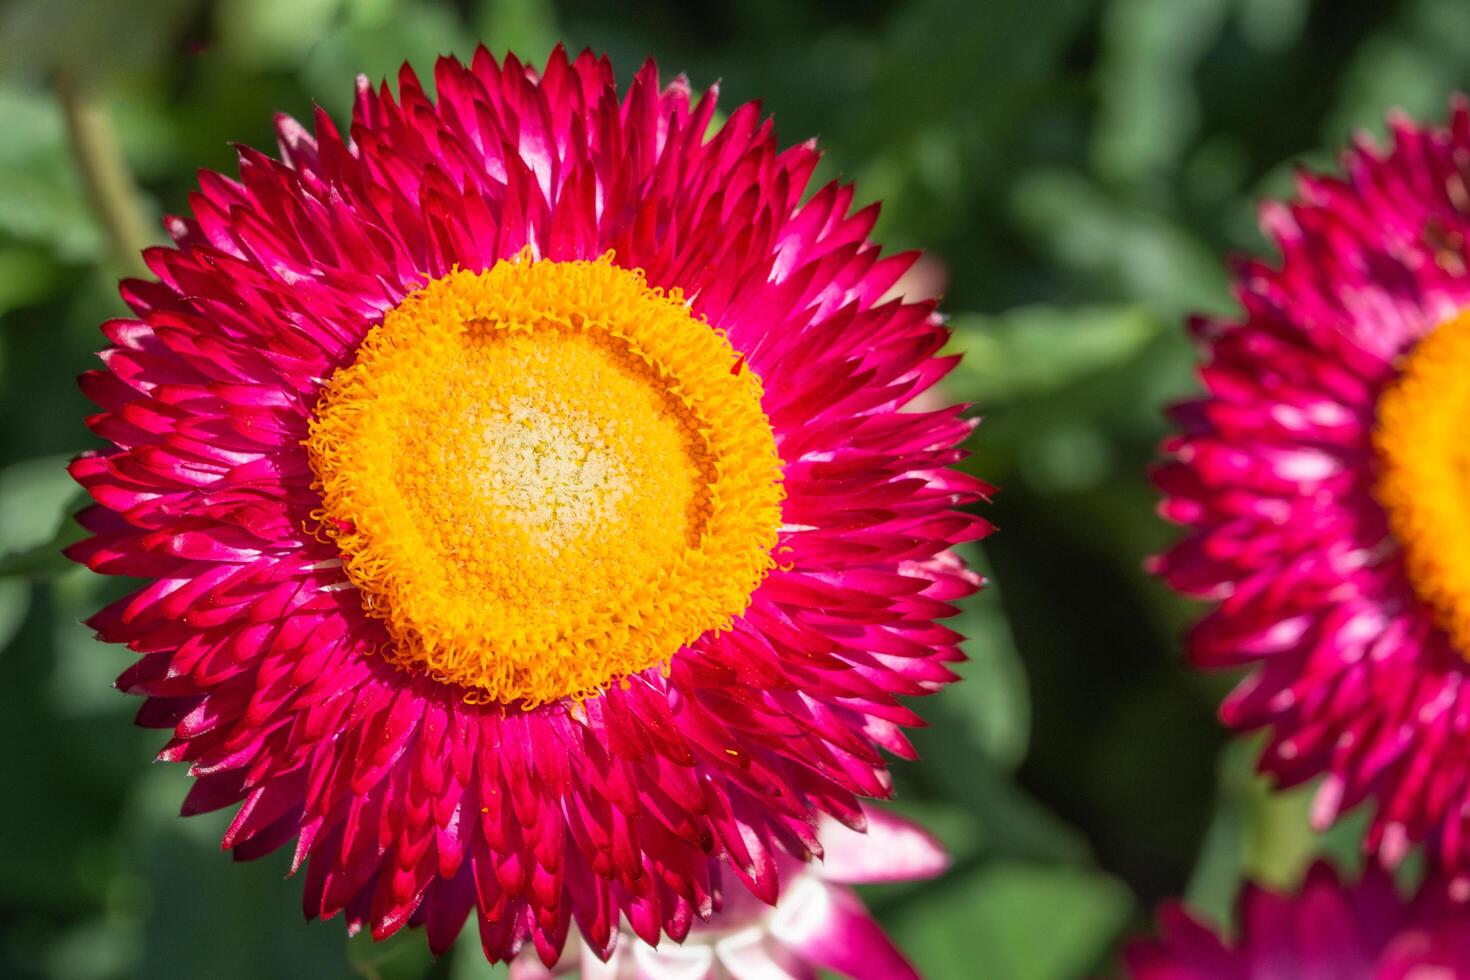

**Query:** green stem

left=55, top=72, right=151, bottom=275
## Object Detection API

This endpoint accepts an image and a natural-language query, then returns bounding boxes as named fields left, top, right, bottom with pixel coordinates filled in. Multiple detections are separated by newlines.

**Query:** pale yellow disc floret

left=1375, top=309, right=1470, bottom=658
left=305, top=252, right=784, bottom=706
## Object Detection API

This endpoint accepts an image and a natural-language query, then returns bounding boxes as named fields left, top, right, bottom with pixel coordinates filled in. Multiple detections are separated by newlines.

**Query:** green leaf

left=1093, top=0, right=1234, bottom=184
left=48, top=569, right=132, bottom=717
left=887, top=861, right=1133, bottom=980
left=1182, top=799, right=1246, bottom=930
left=40, top=915, right=141, bottom=980
left=216, top=0, right=350, bottom=70
left=1185, top=737, right=1334, bottom=927
left=0, top=86, right=68, bottom=165
left=0, top=86, right=102, bottom=260
left=0, top=579, right=30, bottom=655
left=448, top=921, right=510, bottom=980
left=0, top=455, right=88, bottom=582
left=122, top=769, right=363, bottom=980
left=835, top=0, right=1096, bottom=245
left=907, top=712, right=1094, bottom=866
left=1008, top=170, right=1230, bottom=319
left=1221, top=738, right=1319, bottom=890
left=949, top=304, right=1160, bottom=406
left=0, top=532, right=84, bottom=580
left=1321, top=0, right=1470, bottom=145
left=939, top=551, right=1030, bottom=768
left=300, top=0, right=478, bottom=115
left=0, top=169, right=104, bottom=260
left=1237, top=0, right=1310, bottom=53
left=0, top=0, right=199, bottom=85
left=0, top=246, right=64, bottom=314
left=0, top=454, right=81, bottom=555
left=474, top=0, right=560, bottom=62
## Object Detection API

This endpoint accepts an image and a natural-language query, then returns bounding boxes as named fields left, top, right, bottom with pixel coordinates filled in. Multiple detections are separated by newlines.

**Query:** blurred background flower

left=3, top=0, right=1470, bottom=977
left=1125, top=863, right=1470, bottom=978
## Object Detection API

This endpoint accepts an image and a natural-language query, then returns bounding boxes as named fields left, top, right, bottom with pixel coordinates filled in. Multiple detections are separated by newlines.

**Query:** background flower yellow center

left=306, top=254, right=784, bottom=706
left=1375, top=309, right=1470, bottom=658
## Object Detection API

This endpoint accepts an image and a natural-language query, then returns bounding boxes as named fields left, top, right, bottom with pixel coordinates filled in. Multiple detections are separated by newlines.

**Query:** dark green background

left=0, top=0, right=1460, bottom=976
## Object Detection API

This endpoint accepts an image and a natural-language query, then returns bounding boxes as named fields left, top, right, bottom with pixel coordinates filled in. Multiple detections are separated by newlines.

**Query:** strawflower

left=1154, top=98, right=1470, bottom=875
left=67, top=47, right=986, bottom=965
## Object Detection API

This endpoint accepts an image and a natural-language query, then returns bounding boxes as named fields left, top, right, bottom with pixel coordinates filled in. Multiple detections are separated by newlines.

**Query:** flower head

left=67, top=47, right=986, bottom=965
left=511, top=807, right=945, bottom=980
left=1153, top=98, right=1470, bottom=873
left=1124, top=863, right=1470, bottom=979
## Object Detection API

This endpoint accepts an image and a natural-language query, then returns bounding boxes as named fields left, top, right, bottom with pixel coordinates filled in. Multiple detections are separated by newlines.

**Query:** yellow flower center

left=305, top=253, right=784, bottom=706
left=1374, top=308, right=1470, bottom=657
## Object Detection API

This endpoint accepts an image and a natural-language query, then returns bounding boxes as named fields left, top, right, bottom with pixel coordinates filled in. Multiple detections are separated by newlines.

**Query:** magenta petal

left=768, top=880, right=918, bottom=980
left=816, top=808, right=948, bottom=885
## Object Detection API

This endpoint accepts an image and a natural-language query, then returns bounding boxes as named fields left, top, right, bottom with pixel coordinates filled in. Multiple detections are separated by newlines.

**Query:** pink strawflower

left=1124, top=863, right=1470, bottom=979
left=511, top=807, right=944, bottom=980
left=1153, top=98, right=1470, bottom=874
left=66, top=46, right=986, bottom=966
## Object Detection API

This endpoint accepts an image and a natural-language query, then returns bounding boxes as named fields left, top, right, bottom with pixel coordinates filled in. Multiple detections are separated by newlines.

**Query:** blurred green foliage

left=0, top=0, right=1465, bottom=977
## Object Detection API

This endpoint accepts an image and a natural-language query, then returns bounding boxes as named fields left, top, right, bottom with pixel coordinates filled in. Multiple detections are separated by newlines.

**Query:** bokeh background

left=0, top=0, right=1465, bottom=976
